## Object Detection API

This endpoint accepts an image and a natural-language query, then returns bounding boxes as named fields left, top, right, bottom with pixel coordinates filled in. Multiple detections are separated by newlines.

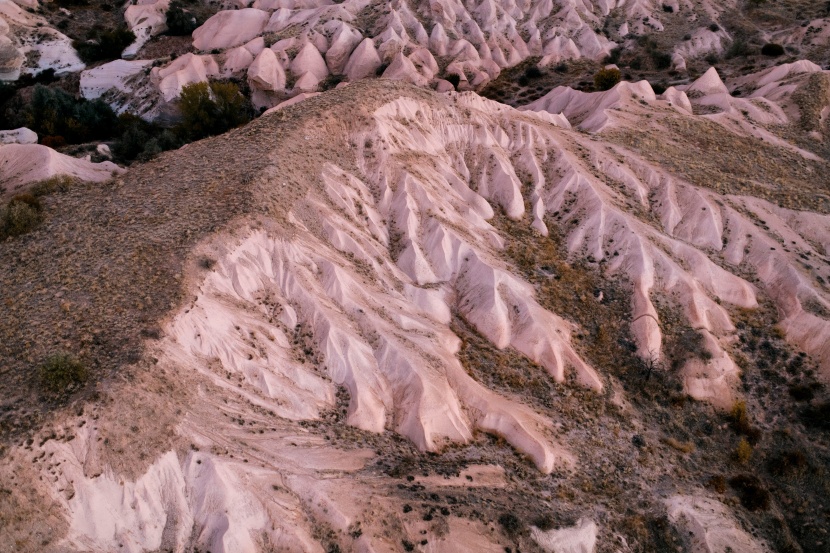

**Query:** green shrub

left=726, top=39, right=752, bottom=59
left=498, top=513, right=522, bottom=537
left=761, top=43, right=785, bottom=57
left=112, top=113, right=180, bottom=163
left=728, top=474, right=770, bottom=511
left=73, top=28, right=136, bottom=63
left=650, top=50, right=673, bottom=69
left=731, top=399, right=749, bottom=427
left=0, top=195, right=43, bottom=239
left=39, top=354, right=88, bottom=395
left=594, top=67, right=621, bottom=91
left=30, top=175, right=77, bottom=196
left=165, top=1, right=198, bottom=36
left=24, top=85, right=117, bottom=144
left=768, top=450, right=808, bottom=477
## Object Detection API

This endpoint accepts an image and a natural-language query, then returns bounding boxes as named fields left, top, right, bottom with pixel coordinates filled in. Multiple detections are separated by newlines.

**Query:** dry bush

left=594, top=68, right=621, bottom=91
left=0, top=195, right=43, bottom=240
left=38, top=353, right=88, bottom=396
left=735, top=438, right=753, bottom=465
left=728, top=474, right=770, bottom=511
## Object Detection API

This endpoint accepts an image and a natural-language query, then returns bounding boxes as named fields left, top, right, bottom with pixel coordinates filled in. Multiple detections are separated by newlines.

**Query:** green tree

left=24, top=85, right=117, bottom=144
left=177, top=81, right=252, bottom=141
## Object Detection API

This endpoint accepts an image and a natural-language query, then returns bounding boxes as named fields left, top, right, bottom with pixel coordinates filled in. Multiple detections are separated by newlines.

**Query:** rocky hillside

left=1, top=54, right=830, bottom=551
left=2, top=0, right=830, bottom=551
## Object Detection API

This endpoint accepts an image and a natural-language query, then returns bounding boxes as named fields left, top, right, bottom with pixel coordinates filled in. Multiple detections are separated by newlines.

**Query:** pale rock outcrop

left=666, top=495, right=771, bottom=553
left=247, top=47, right=285, bottom=92
left=152, top=53, right=219, bottom=101
left=382, top=52, right=429, bottom=87
left=343, top=37, right=381, bottom=81
left=683, top=66, right=730, bottom=97
left=123, top=0, right=170, bottom=58
left=324, top=21, right=362, bottom=75
left=524, top=80, right=658, bottom=132
left=0, top=0, right=83, bottom=78
left=661, top=86, right=693, bottom=114
left=192, top=9, right=270, bottom=52
left=673, top=28, right=726, bottom=61
left=290, top=41, right=328, bottom=89
left=0, top=31, right=23, bottom=80
left=243, top=36, right=265, bottom=56
left=263, top=91, right=319, bottom=114
left=222, top=45, right=255, bottom=75
left=0, top=127, right=36, bottom=144
left=80, top=59, right=154, bottom=100
left=12, top=71, right=830, bottom=553
left=531, top=518, right=598, bottom=553
left=0, top=144, right=123, bottom=197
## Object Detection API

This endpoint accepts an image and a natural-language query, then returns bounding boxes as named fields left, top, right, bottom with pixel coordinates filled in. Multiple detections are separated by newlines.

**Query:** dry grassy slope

left=609, top=112, right=830, bottom=213
left=0, top=79, right=430, bottom=444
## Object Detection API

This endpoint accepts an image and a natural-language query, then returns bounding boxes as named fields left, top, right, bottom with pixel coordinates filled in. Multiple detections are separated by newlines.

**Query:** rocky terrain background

left=1, top=0, right=830, bottom=552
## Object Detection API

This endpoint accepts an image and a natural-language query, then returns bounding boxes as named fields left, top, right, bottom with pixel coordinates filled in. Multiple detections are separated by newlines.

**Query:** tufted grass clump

left=735, top=438, right=753, bottom=465
left=0, top=194, right=43, bottom=240
left=39, top=354, right=89, bottom=396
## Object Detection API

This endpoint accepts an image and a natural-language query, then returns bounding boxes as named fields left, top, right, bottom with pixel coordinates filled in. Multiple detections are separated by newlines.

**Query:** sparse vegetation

left=0, top=194, right=43, bottom=240
left=594, top=67, right=621, bottom=91
left=768, top=450, right=808, bottom=478
left=735, top=438, right=753, bottom=464
left=38, top=353, right=88, bottom=395
left=112, top=113, right=180, bottom=163
left=498, top=512, right=522, bottom=537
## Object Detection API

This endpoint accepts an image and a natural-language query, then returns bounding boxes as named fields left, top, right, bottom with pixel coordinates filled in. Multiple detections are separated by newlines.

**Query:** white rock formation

left=0, top=127, right=36, bottom=144
left=531, top=518, right=598, bottom=553
left=247, top=47, right=285, bottom=93
left=123, top=0, right=170, bottom=58
left=151, top=53, right=219, bottom=101
left=0, top=144, right=123, bottom=197
left=80, top=59, right=154, bottom=100
left=343, top=37, right=381, bottom=81
left=666, top=495, right=771, bottom=553
left=289, top=41, right=328, bottom=90
left=0, top=16, right=24, bottom=80
left=0, top=0, right=83, bottom=78
left=192, top=8, right=270, bottom=52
